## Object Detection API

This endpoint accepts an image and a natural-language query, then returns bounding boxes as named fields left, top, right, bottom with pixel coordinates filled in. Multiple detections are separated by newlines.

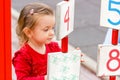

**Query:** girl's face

left=29, top=15, right=55, bottom=45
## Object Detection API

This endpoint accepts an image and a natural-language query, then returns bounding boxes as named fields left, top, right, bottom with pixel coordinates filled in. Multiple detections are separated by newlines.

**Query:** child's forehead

left=35, top=14, right=54, bottom=21
left=34, top=15, right=55, bottom=27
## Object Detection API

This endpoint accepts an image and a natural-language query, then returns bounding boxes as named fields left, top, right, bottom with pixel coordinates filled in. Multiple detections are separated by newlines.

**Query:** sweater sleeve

left=48, top=42, right=61, bottom=52
left=12, top=51, right=45, bottom=80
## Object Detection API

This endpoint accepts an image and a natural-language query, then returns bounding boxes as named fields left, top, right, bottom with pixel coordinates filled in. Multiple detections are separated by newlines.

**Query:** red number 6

left=106, top=49, right=120, bottom=71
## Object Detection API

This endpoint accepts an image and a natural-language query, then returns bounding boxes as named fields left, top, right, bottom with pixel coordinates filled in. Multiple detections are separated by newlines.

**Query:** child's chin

left=46, top=41, right=52, bottom=44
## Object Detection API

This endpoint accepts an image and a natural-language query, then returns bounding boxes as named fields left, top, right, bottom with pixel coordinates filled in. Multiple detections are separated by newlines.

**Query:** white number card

left=55, top=0, right=74, bottom=40
left=97, top=44, right=120, bottom=76
left=100, top=0, right=120, bottom=29
left=47, top=50, right=81, bottom=80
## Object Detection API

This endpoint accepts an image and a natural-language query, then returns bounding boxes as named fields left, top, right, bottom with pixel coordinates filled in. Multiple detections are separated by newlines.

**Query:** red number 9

left=106, top=49, right=120, bottom=71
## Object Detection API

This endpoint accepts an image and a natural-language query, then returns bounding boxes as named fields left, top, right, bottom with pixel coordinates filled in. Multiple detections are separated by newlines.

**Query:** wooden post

left=112, top=29, right=118, bottom=45
left=0, top=0, right=5, bottom=79
left=4, top=0, right=11, bottom=79
left=61, top=0, right=69, bottom=53
left=110, top=76, right=116, bottom=80
left=0, top=0, right=11, bottom=79
left=62, top=36, right=68, bottom=53
left=110, top=29, right=118, bottom=80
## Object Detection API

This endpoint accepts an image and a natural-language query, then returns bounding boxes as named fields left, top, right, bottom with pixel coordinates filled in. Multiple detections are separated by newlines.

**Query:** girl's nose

left=49, top=29, right=54, bottom=36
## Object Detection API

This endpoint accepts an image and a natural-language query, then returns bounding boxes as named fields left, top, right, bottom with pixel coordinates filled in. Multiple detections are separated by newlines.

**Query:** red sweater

left=12, top=42, right=61, bottom=80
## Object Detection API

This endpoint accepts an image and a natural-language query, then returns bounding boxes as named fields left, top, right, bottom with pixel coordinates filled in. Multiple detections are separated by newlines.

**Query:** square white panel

left=100, top=0, right=120, bottom=29
left=47, top=50, right=81, bottom=80
left=97, top=44, right=120, bottom=76
left=55, top=0, right=74, bottom=40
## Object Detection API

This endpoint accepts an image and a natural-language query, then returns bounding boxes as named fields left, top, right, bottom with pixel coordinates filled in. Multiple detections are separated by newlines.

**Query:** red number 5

left=106, top=49, right=120, bottom=71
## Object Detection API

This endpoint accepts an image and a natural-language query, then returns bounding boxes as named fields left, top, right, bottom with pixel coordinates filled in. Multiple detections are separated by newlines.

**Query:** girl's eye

left=44, top=28, right=49, bottom=31
left=43, top=26, right=55, bottom=32
left=52, top=27, right=55, bottom=30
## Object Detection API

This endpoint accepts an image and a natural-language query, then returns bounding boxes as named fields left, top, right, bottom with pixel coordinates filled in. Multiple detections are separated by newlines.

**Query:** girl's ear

left=23, top=27, right=32, bottom=38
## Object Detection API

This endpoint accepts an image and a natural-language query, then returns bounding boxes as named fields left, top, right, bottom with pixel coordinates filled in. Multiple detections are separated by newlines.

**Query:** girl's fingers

left=81, top=60, right=85, bottom=62
left=76, top=47, right=80, bottom=50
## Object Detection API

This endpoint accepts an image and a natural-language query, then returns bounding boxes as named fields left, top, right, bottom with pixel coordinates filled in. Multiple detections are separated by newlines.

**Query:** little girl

left=12, top=2, right=61, bottom=80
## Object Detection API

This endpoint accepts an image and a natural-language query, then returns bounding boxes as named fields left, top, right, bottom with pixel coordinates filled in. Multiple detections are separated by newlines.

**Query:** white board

left=97, top=44, right=120, bottom=76
left=47, top=50, right=81, bottom=80
left=100, top=0, right=120, bottom=29
left=55, top=0, right=74, bottom=40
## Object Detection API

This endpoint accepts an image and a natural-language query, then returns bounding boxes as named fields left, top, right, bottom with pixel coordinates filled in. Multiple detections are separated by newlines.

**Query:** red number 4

left=64, top=7, right=70, bottom=31
left=106, top=49, right=120, bottom=71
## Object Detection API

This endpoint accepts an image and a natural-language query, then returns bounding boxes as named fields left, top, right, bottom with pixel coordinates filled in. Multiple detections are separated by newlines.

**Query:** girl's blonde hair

left=16, top=2, right=54, bottom=46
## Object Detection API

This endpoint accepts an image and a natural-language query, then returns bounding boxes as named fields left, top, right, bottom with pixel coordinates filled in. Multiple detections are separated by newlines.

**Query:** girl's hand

left=80, top=52, right=85, bottom=62
left=76, top=47, right=85, bottom=62
left=45, top=75, right=47, bottom=80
